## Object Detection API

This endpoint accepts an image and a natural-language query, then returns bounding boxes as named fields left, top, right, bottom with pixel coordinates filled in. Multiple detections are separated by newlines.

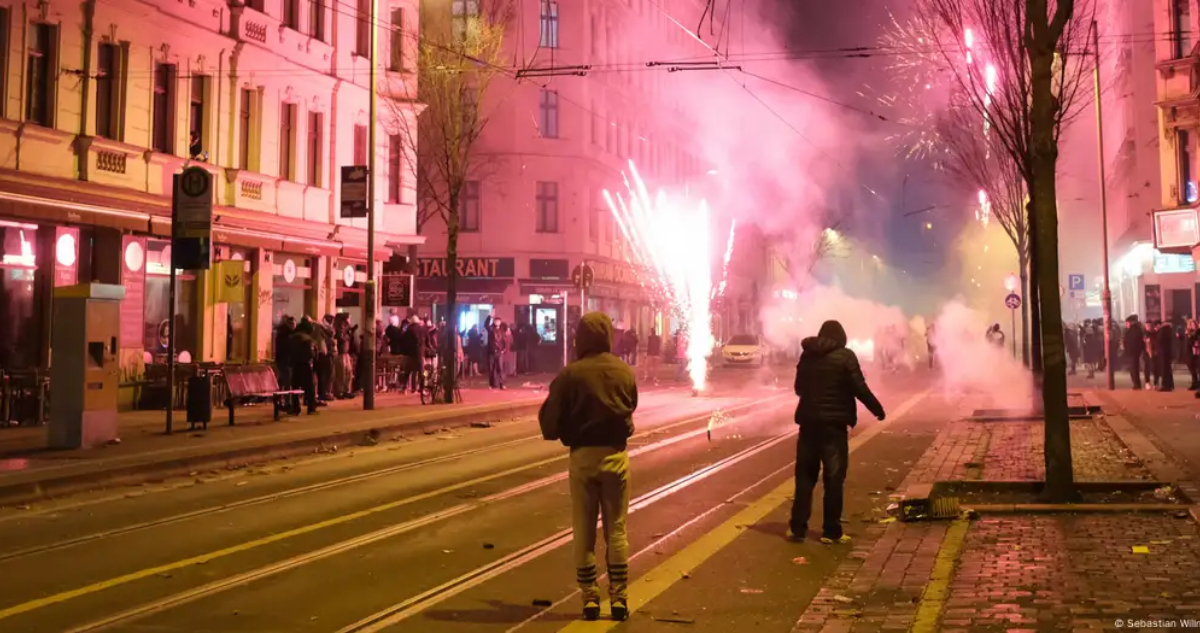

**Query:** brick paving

left=944, top=514, right=1200, bottom=631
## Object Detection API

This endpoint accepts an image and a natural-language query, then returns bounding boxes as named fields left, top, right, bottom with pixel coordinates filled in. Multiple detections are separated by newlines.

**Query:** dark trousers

left=1127, top=355, right=1142, bottom=390
left=790, top=424, right=849, bottom=539
left=1188, top=357, right=1198, bottom=388
left=1144, top=353, right=1154, bottom=385
left=316, top=354, right=334, bottom=400
left=517, top=349, right=529, bottom=374
left=1160, top=357, right=1175, bottom=390
left=399, top=355, right=420, bottom=392
left=489, top=354, right=504, bottom=388
left=293, top=361, right=318, bottom=412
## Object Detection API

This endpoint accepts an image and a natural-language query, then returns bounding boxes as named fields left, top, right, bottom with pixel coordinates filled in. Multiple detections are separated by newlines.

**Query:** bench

left=223, top=365, right=305, bottom=427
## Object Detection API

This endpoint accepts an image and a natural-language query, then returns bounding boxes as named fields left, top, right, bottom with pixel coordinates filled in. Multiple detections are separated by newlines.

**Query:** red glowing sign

left=1154, top=209, right=1200, bottom=251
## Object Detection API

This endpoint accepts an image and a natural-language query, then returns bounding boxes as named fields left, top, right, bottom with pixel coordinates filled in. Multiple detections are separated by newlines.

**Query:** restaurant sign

left=417, top=257, right=514, bottom=278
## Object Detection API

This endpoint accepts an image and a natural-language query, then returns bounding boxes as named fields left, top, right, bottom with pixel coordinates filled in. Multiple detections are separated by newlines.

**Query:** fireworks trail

left=714, top=219, right=737, bottom=300
left=604, top=160, right=716, bottom=393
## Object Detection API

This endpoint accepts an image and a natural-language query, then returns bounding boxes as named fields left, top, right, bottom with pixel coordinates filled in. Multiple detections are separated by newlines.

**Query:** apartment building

left=0, top=0, right=420, bottom=401
left=416, top=0, right=733, bottom=370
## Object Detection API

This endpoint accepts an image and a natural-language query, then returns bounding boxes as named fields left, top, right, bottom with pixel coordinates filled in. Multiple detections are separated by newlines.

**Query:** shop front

left=1112, top=241, right=1198, bottom=323
left=415, top=256, right=515, bottom=332
left=0, top=222, right=83, bottom=371
left=272, top=253, right=315, bottom=325
left=334, top=260, right=369, bottom=326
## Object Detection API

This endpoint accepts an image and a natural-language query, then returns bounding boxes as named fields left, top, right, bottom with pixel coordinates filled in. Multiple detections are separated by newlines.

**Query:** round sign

left=180, top=167, right=210, bottom=197
left=124, top=240, right=144, bottom=272
left=343, top=265, right=356, bottom=287
left=55, top=233, right=76, bottom=267
left=1005, top=293, right=1022, bottom=310
left=160, top=245, right=172, bottom=270
left=282, top=258, right=297, bottom=283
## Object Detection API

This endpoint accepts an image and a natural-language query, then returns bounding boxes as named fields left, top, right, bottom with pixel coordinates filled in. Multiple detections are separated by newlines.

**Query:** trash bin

left=187, top=374, right=213, bottom=427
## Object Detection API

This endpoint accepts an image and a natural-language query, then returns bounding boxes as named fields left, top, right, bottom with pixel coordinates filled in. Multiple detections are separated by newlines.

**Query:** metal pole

left=563, top=290, right=570, bottom=368
left=166, top=241, right=177, bottom=434
left=1093, top=20, right=1115, bottom=391
left=1011, top=308, right=1017, bottom=359
left=363, top=0, right=379, bottom=410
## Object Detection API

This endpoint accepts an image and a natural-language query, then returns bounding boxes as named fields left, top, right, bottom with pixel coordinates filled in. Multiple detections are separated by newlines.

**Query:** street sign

left=341, top=166, right=369, bottom=218
left=173, top=167, right=212, bottom=239
left=171, top=167, right=212, bottom=270
left=571, top=263, right=595, bottom=290
left=1068, top=274, right=1084, bottom=291
left=382, top=274, right=414, bottom=307
left=1005, top=293, right=1022, bottom=310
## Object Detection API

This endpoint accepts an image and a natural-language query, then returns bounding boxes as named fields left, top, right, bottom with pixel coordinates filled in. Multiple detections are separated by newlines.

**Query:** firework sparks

left=715, top=219, right=737, bottom=300
left=604, top=160, right=715, bottom=393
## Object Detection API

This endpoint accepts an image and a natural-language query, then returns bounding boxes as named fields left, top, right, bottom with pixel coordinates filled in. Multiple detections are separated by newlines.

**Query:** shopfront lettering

left=418, top=257, right=514, bottom=279
left=589, top=261, right=642, bottom=286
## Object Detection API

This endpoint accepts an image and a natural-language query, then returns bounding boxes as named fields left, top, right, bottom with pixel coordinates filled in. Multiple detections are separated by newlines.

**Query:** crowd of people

left=1066, top=315, right=1200, bottom=392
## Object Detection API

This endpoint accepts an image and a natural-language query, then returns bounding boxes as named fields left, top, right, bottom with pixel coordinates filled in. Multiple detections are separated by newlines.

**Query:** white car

left=722, top=334, right=765, bottom=366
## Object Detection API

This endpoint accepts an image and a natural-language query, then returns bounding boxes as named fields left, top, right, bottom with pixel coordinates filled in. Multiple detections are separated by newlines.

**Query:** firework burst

left=604, top=160, right=716, bottom=393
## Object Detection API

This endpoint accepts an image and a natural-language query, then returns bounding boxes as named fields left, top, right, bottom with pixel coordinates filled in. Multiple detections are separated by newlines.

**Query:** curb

left=0, top=400, right=543, bottom=507
left=963, top=502, right=1192, bottom=514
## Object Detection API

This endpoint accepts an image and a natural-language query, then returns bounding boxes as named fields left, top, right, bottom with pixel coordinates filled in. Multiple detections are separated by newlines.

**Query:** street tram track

left=57, top=405, right=794, bottom=633
left=0, top=396, right=705, bottom=563
left=0, top=396, right=790, bottom=628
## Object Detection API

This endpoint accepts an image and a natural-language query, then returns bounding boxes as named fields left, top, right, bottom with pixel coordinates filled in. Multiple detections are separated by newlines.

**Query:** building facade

left=416, top=0, right=723, bottom=370
left=0, top=0, right=421, bottom=406
left=1137, top=0, right=1200, bottom=321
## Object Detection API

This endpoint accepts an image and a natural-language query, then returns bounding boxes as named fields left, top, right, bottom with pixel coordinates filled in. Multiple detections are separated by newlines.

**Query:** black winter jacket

left=794, top=320, right=885, bottom=429
left=539, top=312, right=637, bottom=450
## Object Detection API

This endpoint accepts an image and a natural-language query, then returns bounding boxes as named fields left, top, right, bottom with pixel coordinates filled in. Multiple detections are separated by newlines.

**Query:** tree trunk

left=1027, top=15, right=1076, bottom=503
left=1027, top=202, right=1043, bottom=379
left=1019, top=242, right=1031, bottom=368
left=444, top=193, right=460, bottom=404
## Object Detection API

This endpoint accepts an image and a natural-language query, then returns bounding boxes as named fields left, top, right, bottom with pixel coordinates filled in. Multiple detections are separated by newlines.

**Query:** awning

left=416, top=277, right=513, bottom=295
left=0, top=190, right=154, bottom=233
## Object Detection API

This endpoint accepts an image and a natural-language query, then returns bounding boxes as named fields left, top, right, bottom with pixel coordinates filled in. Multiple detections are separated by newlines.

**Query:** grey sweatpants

left=569, top=446, right=631, bottom=603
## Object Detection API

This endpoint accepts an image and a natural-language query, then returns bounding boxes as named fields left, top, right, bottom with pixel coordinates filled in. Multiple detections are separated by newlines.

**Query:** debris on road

left=653, top=616, right=695, bottom=624
left=832, top=595, right=855, bottom=604
left=15, top=504, right=30, bottom=511
left=532, top=599, right=553, bottom=607
left=792, top=556, right=809, bottom=565
left=483, top=542, right=495, bottom=549
left=442, top=549, right=453, bottom=554
left=1153, top=486, right=1176, bottom=501
left=236, top=481, right=248, bottom=487
left=470, top=421, right=493, bottom=428
left=314, top=443, right=338, bottom=454
left=1132, top=545, right=1150, bottom=554
left=107, top=437, right=122, bottom=445
left=739, top=588, right=763, bottom=594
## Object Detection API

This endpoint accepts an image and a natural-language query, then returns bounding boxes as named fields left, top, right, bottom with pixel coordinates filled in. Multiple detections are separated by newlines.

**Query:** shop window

left=143, top=241, right=195, bottom=362
left=25, top=22, right=57, bottom=127
left=336, top=263, right=367, bottom=327
left=0, top=224, right=39, bottom=371
left=272, top=254, right=313, bottom=325
left=222, top=253, right=252, bottom=363
left=152, top=63, right=177, bottom=154
left=96, top=41, right=127, bottom=141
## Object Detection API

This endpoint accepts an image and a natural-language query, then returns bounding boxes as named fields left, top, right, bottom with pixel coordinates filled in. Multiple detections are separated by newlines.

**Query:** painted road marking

left=0, top=398, right=783, bottom=626
left=910, top=519, right=970, bottom=632
left=554, top=388, right=931, bottom=633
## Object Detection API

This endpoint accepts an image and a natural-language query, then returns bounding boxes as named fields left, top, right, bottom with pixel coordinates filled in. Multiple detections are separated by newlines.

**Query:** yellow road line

left=555, top=388, right=930, bottom=632
left=0, top=397, right=777, bottom=623
left=910, top=519, right=970, bottom=633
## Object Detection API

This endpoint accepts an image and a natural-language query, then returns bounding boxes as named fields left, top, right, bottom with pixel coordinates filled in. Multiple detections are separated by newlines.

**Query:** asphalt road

left=0, top=367, right=931, bottom=633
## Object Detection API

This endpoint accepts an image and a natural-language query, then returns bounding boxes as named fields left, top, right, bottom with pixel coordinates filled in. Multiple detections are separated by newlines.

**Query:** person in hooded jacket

left=1123, top=316, right=1145, bottom=390
left=539, top=312, right=637, bottom=622
left=1158, top=319, right=1176, bottom=391
left=290, top=318, right=320, bottom=414
left=790, top=320, right=885, bottom=544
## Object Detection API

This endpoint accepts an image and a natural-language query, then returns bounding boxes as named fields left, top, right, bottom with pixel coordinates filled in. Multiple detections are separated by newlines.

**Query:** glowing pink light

left=604, top=160, right=714, bottom=392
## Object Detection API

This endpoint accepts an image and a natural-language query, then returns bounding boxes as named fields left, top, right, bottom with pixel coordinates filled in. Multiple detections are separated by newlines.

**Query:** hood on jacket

left=801, top=320, right=849, bottom=356
left=575, top=312, right=614, bottom=358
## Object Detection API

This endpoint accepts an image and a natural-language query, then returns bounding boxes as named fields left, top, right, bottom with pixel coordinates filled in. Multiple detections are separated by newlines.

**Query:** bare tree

left=899, top=0, right=1094, bottom=501
left=772, top=223, right=847, bottom=288
left=929, top=103, right=1031, bottom=368
left=391, top=0, right=512, bottom=402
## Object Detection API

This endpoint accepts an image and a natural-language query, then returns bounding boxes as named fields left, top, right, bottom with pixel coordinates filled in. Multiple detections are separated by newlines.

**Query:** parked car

left=721, top=334, right=765, bottom=366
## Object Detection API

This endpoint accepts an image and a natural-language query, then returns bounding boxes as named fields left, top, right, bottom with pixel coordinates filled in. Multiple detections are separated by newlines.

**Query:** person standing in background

left=1157, top=319, right=1176, bottom=391
left=1124, top=316, right=1145, bottom=390
left=644, top=328, right=662, bottom=383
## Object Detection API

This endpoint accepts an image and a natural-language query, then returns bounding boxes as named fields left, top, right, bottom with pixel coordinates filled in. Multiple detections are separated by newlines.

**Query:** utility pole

left=1092, top=20, right=1115, bottom=391
left=364, top=0, right=379, bottom=410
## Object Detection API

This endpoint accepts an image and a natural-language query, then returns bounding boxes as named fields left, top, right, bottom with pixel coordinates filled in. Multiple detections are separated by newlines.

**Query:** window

left=459, top=181, right=480, bottom=232
left=590, top=15, right=599, bottom=57
left=353, top=124, right=367, bottom=165
left=589, top=207, right=599, bottom=241
left=25, top=23, right=56, bottom=127
left=387, top=134, right=402, bottom=203
left=389, top=9, right=404, bottom=70
left=95, top=42, right=126, bottom=140
left=282, top=0, right=300, bottom=29
left=536, top=182, right=559, bottom=233
left=189, top=75, right=209, bottom=160
left=279, top=102, right=297, bottom=180
left=152, top=63, right=176, bottom=153
left=309, top=0, right=326, bottom=40
left=356, top=0, right=371, bottom=56
left=538, top=89, right=559, bottom=138
left=1180, top=130, right=1197, bottom=204
left=452, top=0, right=479, bottom=43
left=540, top=1, right=559, bottom=49
left=307, top=112, right=323, bottom=187
left=0, top=9, right=9, bottom=112
left=247, top=0, right=265, bottom=11
left=239, top=88, right=256, bottom=170
left=1175, top=0, right=1193, bottom=59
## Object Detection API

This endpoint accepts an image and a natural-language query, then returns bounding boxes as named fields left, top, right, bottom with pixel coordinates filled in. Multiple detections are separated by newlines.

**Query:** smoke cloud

left=931, top=301, right=1034, bottom=406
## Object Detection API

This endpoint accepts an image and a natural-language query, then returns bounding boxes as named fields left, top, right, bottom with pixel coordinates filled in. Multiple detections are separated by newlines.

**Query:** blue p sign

left=1068, top=274, right=1085, bottom=292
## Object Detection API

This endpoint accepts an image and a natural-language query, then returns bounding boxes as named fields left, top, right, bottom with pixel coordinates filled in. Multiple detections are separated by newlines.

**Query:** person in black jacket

left=539, top=312, right=636, bottom=622
left=1158, top=320, right=1176, bottom=391
left=790, top=320, right=885, bottom=544
left=1123, top=316, right=1145, bottom=390
left=290, top=318, right=320, bottom=414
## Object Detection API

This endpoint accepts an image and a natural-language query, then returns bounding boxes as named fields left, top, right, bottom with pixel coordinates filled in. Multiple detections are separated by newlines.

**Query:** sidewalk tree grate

left=967, top=405, right=1102, bottom=421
